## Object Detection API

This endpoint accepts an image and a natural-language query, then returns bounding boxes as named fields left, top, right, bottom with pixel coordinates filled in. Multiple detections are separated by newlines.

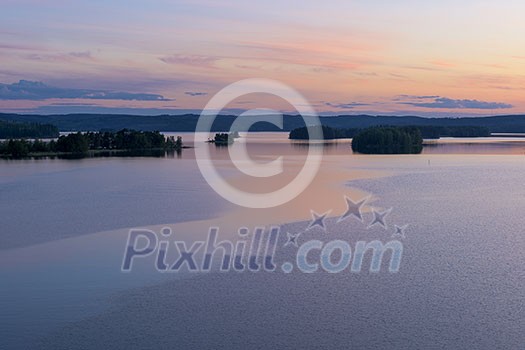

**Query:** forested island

left=0, top=114, right=505, bottom=158
left=0, top=120, right=59, bottom=139
left=289, top=125, right=424, bottom=154
left=351, top=126, right=423, bottom=154
left=0, top=129, right=183, bottom=158
left=207, top=131, right=240, bottom=145
left=289, top=125, right=490, bottom=140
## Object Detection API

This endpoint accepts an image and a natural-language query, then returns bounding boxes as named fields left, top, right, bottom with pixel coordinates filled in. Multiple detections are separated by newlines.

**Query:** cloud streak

left=24, top=51, right=94, bottom=62
left=398, top=96, right=513, bottom=110
left=325, top=101, right=369, bottom=109
left=159, top=54, right=218, bottom=67
left=184, top=91, right=208, bottom=97
left=0, top=80, right=171, bottom=101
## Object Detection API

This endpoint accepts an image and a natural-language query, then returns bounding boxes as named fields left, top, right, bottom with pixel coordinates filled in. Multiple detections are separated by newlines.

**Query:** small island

left=207, top=131, right=239, bottom=146
left=289, top=124, right=490, bottom=141
left=351, top=126, right=423, bottom=154
left=288, top=124, right=494, bottom=155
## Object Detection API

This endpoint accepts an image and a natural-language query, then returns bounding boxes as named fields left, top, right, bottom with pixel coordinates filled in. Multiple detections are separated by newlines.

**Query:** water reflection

left=423, top=139, right=525, bottom=155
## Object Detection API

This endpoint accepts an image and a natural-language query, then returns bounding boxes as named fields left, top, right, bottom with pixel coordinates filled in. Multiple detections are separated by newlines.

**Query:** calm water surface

left=1, top=133, right=524, bottom=349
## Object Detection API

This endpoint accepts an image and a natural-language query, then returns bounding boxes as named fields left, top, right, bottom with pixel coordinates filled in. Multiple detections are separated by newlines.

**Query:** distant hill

left=1, top=112, right=525, bottom=133
left=0, top=119, right=59, bottom=139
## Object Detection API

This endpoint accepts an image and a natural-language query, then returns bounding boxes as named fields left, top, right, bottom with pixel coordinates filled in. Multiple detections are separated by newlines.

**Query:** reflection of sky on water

left=1, top=133, right=525, bottom=348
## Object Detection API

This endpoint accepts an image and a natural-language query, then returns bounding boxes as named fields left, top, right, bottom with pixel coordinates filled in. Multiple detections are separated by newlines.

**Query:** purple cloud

left=325, top=101, right=369, bottom=109
left=399, top=96, right=513, bottom=109
left=0, top=80, right=171, bottom=101
left=184, top=91, right=208, bottom=97
left=24, top=51, right=93, bottom=62
left=159, top=54, right=218, bottom=66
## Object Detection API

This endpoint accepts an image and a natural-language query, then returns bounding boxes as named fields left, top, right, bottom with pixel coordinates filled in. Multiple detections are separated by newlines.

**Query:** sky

left=0, top=0, right=524, bottom=116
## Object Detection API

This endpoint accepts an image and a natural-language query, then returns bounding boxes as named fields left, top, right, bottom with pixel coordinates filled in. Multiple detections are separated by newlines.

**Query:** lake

left=1, top=133, right=524, bottom=349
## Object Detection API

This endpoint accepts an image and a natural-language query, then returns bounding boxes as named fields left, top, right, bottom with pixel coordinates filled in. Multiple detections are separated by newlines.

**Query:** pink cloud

left=0, top=43, right=48, bottom=51
left=159, top=54, right=218, bottom=67
left=429, top=60, right=457, bottom=68
left=24, top=51, right=94, bottom=62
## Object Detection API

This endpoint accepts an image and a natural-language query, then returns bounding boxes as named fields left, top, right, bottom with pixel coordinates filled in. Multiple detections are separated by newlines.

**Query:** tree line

left=2, top=112, right=523, bottom=133
left=289, top=124, right=490, bottom=140
left=0, top=120, right=59, bottom=139
left=0, top=129, right=183, bottom=158
left=415, top=125, right=490, bottom=138
left=351, top=126, right=423, bottom=154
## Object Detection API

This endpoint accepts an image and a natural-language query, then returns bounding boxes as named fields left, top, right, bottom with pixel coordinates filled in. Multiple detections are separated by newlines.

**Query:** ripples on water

left=1, top=133, right=525, bottom=349
left=38, top=157, right=525, bottom=350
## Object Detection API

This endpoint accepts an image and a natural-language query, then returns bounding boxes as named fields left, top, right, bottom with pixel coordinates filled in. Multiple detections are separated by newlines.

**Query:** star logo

left=338, top=195, right=369, bottom=223
left=368, top=208, right=392, bottom=229
left=392, top=224, right=408, bottom=239
left=308, top=210, right=331, bottom=231
left=284, top=232, right=300, bottom=247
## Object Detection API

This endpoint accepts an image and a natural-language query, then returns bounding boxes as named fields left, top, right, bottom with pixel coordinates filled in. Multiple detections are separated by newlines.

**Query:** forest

left=289, top=125, right=490, bottom=140
left=0, top=129, right=183, bottom=158
left=0, top=120, right=59, bottom=139
left=1, top=112, right=523, bottom=133
left=351, top=126, right=423, bottom=154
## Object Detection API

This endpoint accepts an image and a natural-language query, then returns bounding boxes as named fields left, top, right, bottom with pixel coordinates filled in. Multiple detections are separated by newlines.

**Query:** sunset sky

left=1, top=0, right=524, bottom=116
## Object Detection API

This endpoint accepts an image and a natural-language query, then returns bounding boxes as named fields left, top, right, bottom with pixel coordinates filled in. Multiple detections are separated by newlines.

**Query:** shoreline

left=0, top=146, right=194, bottom=160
